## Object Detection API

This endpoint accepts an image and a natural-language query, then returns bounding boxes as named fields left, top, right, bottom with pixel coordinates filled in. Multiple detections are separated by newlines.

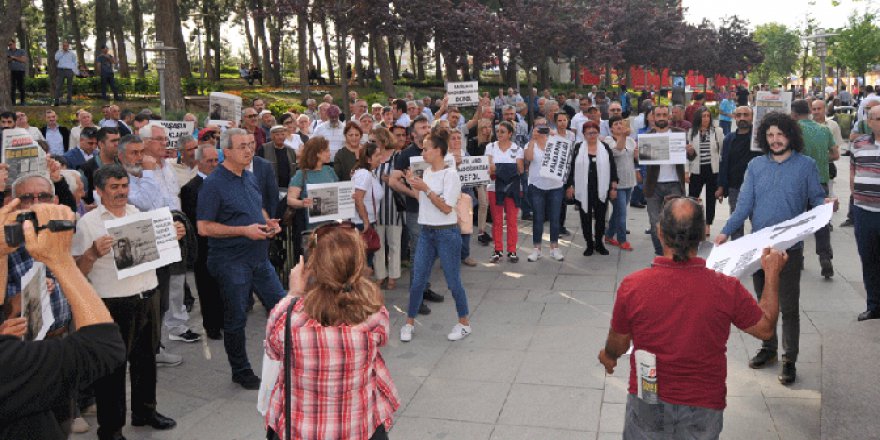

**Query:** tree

left=131, top=0, right=146, bottom=77
left=751, top=23, right=799, bottom=86
left=0, top=0, right=23, bottom=108
left=716, top=15, right=764, bottom=78
left=155, top=0, right=185, bottom=113
left=832, top=12, right=880, bottom=83
left=45, top=0, right=60, bottom=97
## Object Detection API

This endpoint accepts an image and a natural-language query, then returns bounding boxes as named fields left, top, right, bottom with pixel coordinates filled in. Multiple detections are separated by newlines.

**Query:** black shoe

left=508, top=252, right=519, bottom=263
left=748, top=349, right=778, bottom=369
left=131, top=411, right=177, bottom=430
left=595, top=243, right=609, bottom=255
left=521, top=213, right=533, bottom=221
left=630, top=203, right=646, bottom=209
left=778, top=361, right=797, bottom=385
left=418, top=302, right=431, bottom=315
left=490, top=251, right=503, bottom=263
left=858, top=309, right=880, bottom=321
left=206, top=329, right=223, bottom=340
left=644, top=229, right=651, bottom=235
left=168, top=330, right=201, bottom=343
left=583, top=242, right=594, bottom=256
left=477, top=232, right=492, bottom=245
left=820, top=258, right=834, bottom=278
left=840, top=219, right=854, bottom=227
left=232, top=369, right=261, bottom=390
left=423, top=288, right=444, bottom=303
left=559, top=228, right=571, bottom=236
left=98, top=431, right=127, bottom=440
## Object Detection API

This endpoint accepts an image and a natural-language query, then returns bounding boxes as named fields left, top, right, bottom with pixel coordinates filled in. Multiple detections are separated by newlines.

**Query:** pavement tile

left=389, top=416, right=494, bottom=440
left=404, top=377, right=511, bottom=424
left=498, top=383, right=603, bottom=432
left=489, top=425, right=596, bottom=440
left=432, top=347, right=525, bottom=383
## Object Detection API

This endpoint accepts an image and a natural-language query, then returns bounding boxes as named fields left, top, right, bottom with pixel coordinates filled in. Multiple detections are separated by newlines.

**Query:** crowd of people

left=1, top=80, right=878, bottom=440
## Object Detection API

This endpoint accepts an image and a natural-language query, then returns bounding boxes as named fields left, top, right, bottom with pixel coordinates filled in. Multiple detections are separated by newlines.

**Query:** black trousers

left=10, top=70, right=25, bottom=104
left=577, top=197, right=607, bottom=245
left=688, top=165, right=718, bottom=225
left=95, top=292, right=159, bottom=436
left=194, top=254, right=224, bottom=334
left=267, top=424, right=388, bottom=440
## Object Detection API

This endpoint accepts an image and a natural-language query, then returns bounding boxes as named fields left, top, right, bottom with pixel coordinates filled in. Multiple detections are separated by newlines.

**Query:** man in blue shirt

left=197, top=128, right=284, bottom=390
left=718, top=90, right=736, bottom=135
left=715, top=112, right=832, bottom=386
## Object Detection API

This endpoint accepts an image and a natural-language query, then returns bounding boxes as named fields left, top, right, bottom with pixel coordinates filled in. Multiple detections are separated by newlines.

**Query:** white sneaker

left=447, top=323, right=472, bottom=341
left=71, top=417, right=90, bottom=433
left=156, top=348, right=183, bottom=367
left=550, top=248, right=564, bottom=261
left=400, top=324, right=414, bottom=342
left=527, top=249, right=542, bottom=262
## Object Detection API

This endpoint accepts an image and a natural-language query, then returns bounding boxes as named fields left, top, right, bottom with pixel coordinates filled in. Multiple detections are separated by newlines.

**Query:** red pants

left=489, top=191, right=518, bottom=253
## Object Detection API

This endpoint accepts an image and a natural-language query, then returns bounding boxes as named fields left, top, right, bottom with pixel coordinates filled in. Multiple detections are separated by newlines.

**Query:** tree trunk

left=212, top=16, right=221, bottom=81
left=171, top=0, right=192, bottom=79
left=297, top=10, right=309, bottom=96
left=64, top=0, right=86, bottom=70
left=408, top=40, right=416, bottom=78
left=0, top=0, right=23, bottom=108
left=416, top=43, right=425, bottom=81
left=45, top=0, right=59, bottom=97
left=367, top=34, right=375, bottom=77
left=131, top=0, right=145, bottom=77
left=94, top=0, right=109, bottom=56
left=573, top=58, right=581, bottom=87
left=16, top=21, right=34, bottom=77
left=444, top=50, right=459, bottom=82
left=471, top=53, right=480, bottom=82
left=497, top=49, right=506, bottom=84
left=252, top=0, right=277, bottom=85
left=372, top=31, right=395, bottom=98
left=108, top=0, right=130, bottom=77
left=155, top=0, right=185, bottom=113
left=320, top=14, right=334, bottom=84
left=268, top=16, right=282, bottom=85
left=353, top=33, right=364, bottom=86
left=526, top=65, right=535, bottom=125
left=337, top=31, right=349, bottom=116
left=434, top=47, right=442, bottom=82
left=308, top=19, right=321, bottom=75
left=388, top=37, right=399, bottom=80
left=242, top=11, right=259, bottom=66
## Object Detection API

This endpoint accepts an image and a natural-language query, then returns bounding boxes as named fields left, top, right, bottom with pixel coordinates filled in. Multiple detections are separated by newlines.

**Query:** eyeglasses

left=18, top=192, right=54, bottom=204
left=733, top=113, right=751, bottom=117
left=584, top=131, right=599, bottom=136
left=245, top=114, right=258, bottom=119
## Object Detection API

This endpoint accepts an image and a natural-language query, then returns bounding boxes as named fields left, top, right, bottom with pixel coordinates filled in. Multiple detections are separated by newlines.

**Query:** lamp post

left=805, top=28, right=837, bottom=99
left=190, top=12, right=205, bottom=93
left=144, top=41, right=176, bottom=117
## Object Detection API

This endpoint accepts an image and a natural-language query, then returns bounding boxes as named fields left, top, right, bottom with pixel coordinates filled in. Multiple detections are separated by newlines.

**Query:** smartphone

left=537, top=126, right=550, bottom=135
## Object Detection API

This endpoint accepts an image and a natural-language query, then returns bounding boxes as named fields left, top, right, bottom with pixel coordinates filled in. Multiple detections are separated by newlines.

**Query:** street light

left=805, top=28, right=838, bottom=99
left=144, top=40, right=177, bottom=118
left=190, top=12, right=205, bottom=93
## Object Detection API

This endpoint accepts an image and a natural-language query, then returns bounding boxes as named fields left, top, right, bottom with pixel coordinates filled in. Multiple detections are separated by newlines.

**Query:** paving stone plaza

left=73, top=160, right=878, bottom=440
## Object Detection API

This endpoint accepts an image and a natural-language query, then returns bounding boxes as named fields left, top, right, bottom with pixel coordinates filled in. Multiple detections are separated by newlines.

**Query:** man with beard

left=81, top=127, right=121, bottom=206
left=715, top=112, right=833, bottom=386
left=644, top=106, right=694, bottom=256
left=715, top=107, right=762, bottom=240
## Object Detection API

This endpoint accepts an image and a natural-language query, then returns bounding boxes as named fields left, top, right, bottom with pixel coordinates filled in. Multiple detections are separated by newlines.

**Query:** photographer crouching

left=0, top=191, right=125, bottom=438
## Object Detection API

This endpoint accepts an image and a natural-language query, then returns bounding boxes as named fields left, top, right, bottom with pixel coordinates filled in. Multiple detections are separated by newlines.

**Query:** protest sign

left=306, top=181, right=355, bottom=223
left=706, top=202, right=834, bottom=278
left=446, top=81, right=479, bottom=107
left=637, top=132, right=688, bottom=165
left=209, top=92, right=243, bottom=123
left=539, top=135, right=574, bottom=185
left=751, top=91, right=792, bottom=152
left=2, top=128, right=47, bottom=183
left=21, top=262, right=51, bottom=341
left=458, top=156, right=491, bottom=187
left=104, top=207, right=182, bottom=280
left=156, top=120, right=195, bottom=149
left=409, top=155, right=456, bottom=179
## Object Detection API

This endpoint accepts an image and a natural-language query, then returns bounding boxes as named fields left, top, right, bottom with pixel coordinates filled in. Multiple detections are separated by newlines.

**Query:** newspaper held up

left=21, top=262, right=52, bottom=341
left=458, top=156, right=491, bottom=187
left=637, top=132, right=688, bottom=165
left=305, top=181, right=355, bottom=223
left=209, top=92, right=243, bottom=124
left=635, top=349, right=658, bottom=404
left=751, top=91, right=793, bottom=152
left=538, top=135, right=575, bottom=186
left=446, top=81, right=479, bottom=107
left=156, top=120, right=195, bottom=150
left=706, top=202, right=834, bottom=278
left=2, top=128, right=48, bottom=183
left=104, top=207, right=182, bottom=280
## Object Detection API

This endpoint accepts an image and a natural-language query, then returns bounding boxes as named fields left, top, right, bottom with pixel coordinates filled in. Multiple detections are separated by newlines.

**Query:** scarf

left=574, top=141, right=610, bottom=212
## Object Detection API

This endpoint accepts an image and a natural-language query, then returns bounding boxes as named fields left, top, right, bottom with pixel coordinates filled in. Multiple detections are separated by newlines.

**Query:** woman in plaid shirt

left=264, top=224, right=399, bottom=440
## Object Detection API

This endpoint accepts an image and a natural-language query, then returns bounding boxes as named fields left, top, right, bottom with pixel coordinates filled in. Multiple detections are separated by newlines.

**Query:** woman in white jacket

left=687, top=107, right=724, bottom=235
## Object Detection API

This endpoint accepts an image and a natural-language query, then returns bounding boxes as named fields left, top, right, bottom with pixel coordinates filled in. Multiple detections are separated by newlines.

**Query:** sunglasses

left=18, top=192, right=54, bottom=204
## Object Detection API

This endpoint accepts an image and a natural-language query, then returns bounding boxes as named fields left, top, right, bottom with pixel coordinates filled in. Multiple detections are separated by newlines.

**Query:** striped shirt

left=698, top=131, right=712, bottom=166
left=851, top=134, right=880, bottom=212
left=376, top=153, right=403, bottom=226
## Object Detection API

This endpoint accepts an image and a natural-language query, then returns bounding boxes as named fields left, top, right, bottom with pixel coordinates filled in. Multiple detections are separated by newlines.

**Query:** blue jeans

left=720, top=119, right=732, bottom=135
left=460, top=234, right=471, bottom=259
left=528, top=185, right=564, bottom=245
left=520, top=172, right=532, bottom=217
left=624, top=394, right=723, bottom=440
left=209, top=257, right=285, bottom=374
left=606, top=187, right=632, bottom=243
left=631, top=166, right=647, bottom=206
left=854, top=205, right=880, bottom=312
left=407, top=226, right=469, bottom=319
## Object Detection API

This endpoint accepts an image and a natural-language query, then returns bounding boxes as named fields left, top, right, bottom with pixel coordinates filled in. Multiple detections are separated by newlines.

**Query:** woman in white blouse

left=351, top=142, right=385, bottom=269
left=399, top=128, right=471, bottom=343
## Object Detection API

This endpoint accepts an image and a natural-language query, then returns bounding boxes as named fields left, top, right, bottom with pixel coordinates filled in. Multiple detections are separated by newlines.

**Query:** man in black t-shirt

left=389, top=116, right=441, bottom=314
left=716, top=106, right=761, bottom=239
left=736, top=85, right=750, bottom=106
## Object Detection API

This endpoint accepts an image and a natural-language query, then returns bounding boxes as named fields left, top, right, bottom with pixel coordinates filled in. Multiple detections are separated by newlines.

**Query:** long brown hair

left=303, top=226, right=383, bottom=326
left=300, top=137, right=329, bottom=170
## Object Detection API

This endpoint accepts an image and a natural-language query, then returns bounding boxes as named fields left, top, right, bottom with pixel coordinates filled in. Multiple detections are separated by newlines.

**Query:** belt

left=424, top=224, right=456, bottom=230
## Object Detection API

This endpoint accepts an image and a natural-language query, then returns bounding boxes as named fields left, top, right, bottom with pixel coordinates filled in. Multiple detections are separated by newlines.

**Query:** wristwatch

left=425, top=190, right=435, bottom=198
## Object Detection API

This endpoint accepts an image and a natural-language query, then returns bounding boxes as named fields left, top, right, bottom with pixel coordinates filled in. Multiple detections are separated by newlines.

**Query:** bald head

left=658, top=198, right=705, bottom=262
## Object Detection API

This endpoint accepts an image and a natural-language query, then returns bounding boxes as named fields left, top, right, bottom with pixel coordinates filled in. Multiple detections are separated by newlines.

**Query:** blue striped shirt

left=721, top=151, right=827, bottom=246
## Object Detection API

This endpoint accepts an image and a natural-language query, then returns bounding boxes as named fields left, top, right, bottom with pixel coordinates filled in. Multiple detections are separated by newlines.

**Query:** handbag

left=362, top=178, right=381, bottom=253
left=257, top=297, right=298, bottom=418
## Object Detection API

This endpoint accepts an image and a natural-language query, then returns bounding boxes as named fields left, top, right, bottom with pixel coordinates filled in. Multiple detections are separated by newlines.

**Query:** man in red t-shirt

left=598, top=197, right=787, bottom=439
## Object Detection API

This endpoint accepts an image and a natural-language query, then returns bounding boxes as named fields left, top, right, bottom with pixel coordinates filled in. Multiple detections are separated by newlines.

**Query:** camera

left=4, top=211, right=76, bottom=248
left=537, top=126, right=550, bottom=135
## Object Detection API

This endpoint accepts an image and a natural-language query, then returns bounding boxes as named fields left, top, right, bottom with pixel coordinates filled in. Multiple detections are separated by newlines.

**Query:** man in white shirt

left=15, top=112, right=45, bottom=143
left=393, top=99, right=410, bottom=127
left=571, top=98, right=592, bottom=137
left=54, top=40, right=78, bottom=106
left=40, top=109, right=69, bottom=155
left=70, top=109, right=96, bottom=149
left=72, top=164, right=181, bottom=439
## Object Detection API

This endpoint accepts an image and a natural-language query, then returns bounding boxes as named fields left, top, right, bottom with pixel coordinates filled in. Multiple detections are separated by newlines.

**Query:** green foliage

left=751, top=23, right=800, bottom=86
left=361, top=91, right=389, bottom=105
left=267, top=100, right=305, bottom=117
left=831, top=12, right=880, bottom=78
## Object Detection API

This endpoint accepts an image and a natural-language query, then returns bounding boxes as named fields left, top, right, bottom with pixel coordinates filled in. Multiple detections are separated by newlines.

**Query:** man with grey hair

left=168, top=133, right=198, bottom=191
left=304, top=98, right=318, bottom=121
left=197, top=127, right=285, bottom=388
